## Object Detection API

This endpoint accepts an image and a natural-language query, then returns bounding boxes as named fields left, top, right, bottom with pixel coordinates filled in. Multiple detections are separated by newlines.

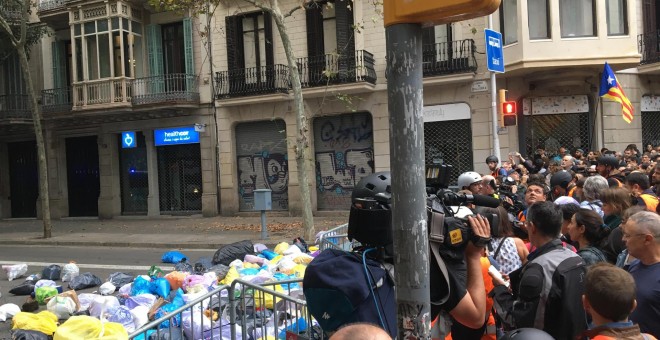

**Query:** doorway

left=8, top=141, right=38, bottom=218
left=66, top=136, right=100, bottom=216
left=157, top=144, right=202, bottom=214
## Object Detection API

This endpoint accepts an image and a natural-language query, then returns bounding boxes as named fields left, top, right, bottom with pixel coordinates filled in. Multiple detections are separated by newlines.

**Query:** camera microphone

left=467, top=194, right=501, bottom=208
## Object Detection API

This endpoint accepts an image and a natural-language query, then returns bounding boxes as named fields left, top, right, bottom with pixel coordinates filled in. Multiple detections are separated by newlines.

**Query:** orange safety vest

left=590, top=334, right=657, bottom=340
left=640, top=194, right=659, bottom=213
left=568, top=186, right=577, bottom=198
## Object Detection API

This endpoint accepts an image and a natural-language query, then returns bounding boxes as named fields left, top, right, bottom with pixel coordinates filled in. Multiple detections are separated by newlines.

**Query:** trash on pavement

left=9, top=281, right=36, bottom=296
left=53, top=315, right=128, bottom=339
left=212, top=240, right=253, bottom=266
left=61, top=262, right=79, bottom=282
left=68, top=272, right=102, bottom=290
left=0, top=303, right=21, bottom=322
left=161, top=251, right=187, bottom=264
left=10, top=329, right=51, bottom=340
left=41, top=265, right=62, bottom=281
left=35, top=287, right=58, bottom=305
left=108, top=272, right=134, bottom=288
left=46, top=296, right=76, bottom=320
left=3, top=264, right=28, bottom=281
left=11, top=311, right=59, bottom=335
left=99, top=281, right=116, bottom=295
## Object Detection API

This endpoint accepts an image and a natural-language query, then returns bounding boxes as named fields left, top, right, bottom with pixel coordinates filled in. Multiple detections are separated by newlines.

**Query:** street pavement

left=0, top=213, right=349, bottom=249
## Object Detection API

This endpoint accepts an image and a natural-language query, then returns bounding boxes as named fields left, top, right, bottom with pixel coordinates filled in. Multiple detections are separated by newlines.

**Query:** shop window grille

left=642, top=111, right=660, bottom=149
left=424, top=119, right=473, bottom=186
left=521, top=112, right=592, bottom=157
left=157, top=144, right=203, bottom=214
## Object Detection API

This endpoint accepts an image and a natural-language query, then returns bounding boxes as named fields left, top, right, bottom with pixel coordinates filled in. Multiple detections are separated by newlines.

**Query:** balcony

left=639, top=30, right=660, bottom=66
left=37, top=0, right=67, bottom=12
left=36, top=0, right=70, bottom=30
left=422, top=39, right=478, bottom=77
left=41, top=88, right=72, bottom=114
left=0, top=1, right=23, bottom=22
left=215, top=64, right=290, bottom=98
left=0, top=94, right=31, bottom=121
left=297, top=50, right=377, bottom=88
left=72, top=77, right=132, bottom=109
left=132, top=73, right=199, bottom=106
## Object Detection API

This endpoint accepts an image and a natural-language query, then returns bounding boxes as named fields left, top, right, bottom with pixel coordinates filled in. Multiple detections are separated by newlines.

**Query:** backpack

left=302, top=249, right=397, bottom=338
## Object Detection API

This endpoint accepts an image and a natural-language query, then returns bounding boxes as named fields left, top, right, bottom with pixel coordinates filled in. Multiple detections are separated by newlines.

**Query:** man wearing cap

left=574, top=149, right=585, bottom=165
left=486, top=155, right=507, bottom=178
left=550, top=170, right=573, bottom=200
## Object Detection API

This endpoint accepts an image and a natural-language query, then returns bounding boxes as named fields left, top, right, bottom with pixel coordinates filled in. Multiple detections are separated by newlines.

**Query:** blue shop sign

left=154, top=126, right=200, bottom=146
left=121, top=131, right=137, bottom=148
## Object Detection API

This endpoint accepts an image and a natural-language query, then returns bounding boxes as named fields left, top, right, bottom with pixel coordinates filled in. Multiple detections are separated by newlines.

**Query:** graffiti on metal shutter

left=236, top=120, right=289, bottom=211
left=314, top=112, right=374, bottom=210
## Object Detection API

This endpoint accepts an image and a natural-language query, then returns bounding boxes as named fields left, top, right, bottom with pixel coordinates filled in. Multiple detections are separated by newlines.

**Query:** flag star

left=607, top=75, right=614, bottom=85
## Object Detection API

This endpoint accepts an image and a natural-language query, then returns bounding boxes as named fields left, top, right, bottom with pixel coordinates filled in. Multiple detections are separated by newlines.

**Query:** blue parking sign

left=485, top=29, right=505, bottom=73
left=122, top=131, right=136, bottom=148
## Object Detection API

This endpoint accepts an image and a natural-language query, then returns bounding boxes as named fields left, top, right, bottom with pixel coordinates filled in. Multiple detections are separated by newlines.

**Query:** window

left=528, top=0, right=550, bottom=39
left=606, top=0, right=628, bottom=35
left=242, top=14, right=267, bottom=71
left=500, top=0, right=518, bottom=45
left=560, top=0, right=596, bottom=37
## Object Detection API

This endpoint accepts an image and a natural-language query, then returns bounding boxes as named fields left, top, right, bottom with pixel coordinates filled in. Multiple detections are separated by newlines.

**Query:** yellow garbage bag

left=254, top=284, right=284, bottom=309
left=11, top=311, right=59, bottom=335
left=220, top=266, right=239, bottom=286
left=54, top=315, right=128, bottom=340
left=273, top=242, right=290, bottom=255
left=292, top=264, right=307, bottom=278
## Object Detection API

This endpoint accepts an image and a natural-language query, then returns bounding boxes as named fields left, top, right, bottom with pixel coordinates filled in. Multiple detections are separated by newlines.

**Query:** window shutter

left=335, top=0, right=355, bottom=81
left=183, top=17, right=194, bottom=91
left=51, top=41, right=66, bottom=89
left=263, top=12, right=274, bottom=67
left=643, top=0, right=656, bottom=34
left=146, top=24, right=164, bottom=93
left=225, top=15, right=243, bottom=70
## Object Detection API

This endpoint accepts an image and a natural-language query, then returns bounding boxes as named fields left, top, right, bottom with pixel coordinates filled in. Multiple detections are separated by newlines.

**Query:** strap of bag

left=493, top=237, right=509, bottom=260
left=428, top=208, right=450, bottom=306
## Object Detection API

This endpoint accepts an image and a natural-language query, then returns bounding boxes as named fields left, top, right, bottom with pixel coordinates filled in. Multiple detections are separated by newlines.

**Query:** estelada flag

left=599, top=62, right=633, bottom=123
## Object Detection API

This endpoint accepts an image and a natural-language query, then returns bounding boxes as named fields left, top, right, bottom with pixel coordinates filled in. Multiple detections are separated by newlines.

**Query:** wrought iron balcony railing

left=41, top=87, right=72, bottom=114
left=422, top=39, right=477, bottom=77
left=215, top=64, right=290, bottom=98
left=132, top=73, right=199, bottom=105
left=297, top=50, right=377, bottom=88
left=0, top=1, right=24, bottom=21
left=0, top=94, right=31, bottom=120
left=37, top=0, right=66, bottom=12
left=639, top=30, right=660, bottom=65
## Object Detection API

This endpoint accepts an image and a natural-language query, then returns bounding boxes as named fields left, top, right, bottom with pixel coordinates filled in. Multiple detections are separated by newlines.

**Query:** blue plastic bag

left=278, top=317, right=308, bottom=339
left=155, top=289, right=185, bottom=329
left=239, top=268, right=259, bottom=276
left=161, top=251, right=187, bottom=264
left=273, top=273, right=300, bottom=290
left=131, top=276, right=152, bottom=296
left=261, top=249, right=278, bottom=260
left=150, top=278, right=171, bottom=298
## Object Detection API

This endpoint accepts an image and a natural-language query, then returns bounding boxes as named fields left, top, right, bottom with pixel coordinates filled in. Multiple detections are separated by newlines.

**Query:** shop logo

left=122, top=131, right=136, bottom=148
left=154, top=126, right=200, bottom=146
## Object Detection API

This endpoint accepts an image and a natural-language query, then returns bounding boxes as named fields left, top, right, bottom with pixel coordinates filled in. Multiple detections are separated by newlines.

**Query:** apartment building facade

left=1, top=0, right=656, bottom=218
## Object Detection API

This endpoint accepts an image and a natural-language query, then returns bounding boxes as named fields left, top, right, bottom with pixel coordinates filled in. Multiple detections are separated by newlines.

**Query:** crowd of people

left=449, top=143, right=660, bottom=339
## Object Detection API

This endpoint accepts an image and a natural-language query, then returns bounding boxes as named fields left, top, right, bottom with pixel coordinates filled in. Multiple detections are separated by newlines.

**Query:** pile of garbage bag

left=0, top=236, right=329, bottom=340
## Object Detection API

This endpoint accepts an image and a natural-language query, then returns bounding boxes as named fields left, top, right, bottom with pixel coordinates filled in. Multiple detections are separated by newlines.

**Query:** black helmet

left=486, top=155, right=499, bottom=164
left=597, top=155, right=619, bottom=168
left=348, top=172, right=392, bottom=248
left=501, top=328, right=554, bottom=340
left=550, top=170, right=572, bottom=190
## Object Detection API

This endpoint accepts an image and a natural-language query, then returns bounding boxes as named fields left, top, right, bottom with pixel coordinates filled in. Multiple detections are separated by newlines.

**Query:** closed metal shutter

left=157, top=144, right=202, bottom=214
left=236, top=119, right=288, bottom=211
left=642, top=111, right=660, bottom=148
left=424, top=119, right=473, bottom=186
left=314, top=112, right=374, bottom=210
left=520, top=112, right=592, bottom=156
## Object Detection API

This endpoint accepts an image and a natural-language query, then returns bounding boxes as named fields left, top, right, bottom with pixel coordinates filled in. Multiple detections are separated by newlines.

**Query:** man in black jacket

left=490, top=201, right=587, bottom=339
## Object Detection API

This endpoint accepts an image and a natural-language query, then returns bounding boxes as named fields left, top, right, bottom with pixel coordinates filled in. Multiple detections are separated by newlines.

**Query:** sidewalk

left=0, top=213, right=349, bottom=249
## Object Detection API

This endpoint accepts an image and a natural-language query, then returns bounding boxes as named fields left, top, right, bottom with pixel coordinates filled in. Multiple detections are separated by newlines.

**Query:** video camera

left=497, top=176, right=525, bottom=215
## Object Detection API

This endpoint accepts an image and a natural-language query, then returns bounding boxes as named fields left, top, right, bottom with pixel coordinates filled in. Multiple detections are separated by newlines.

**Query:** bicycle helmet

left=500, top=328, right=554, bottom=340
left=550, top=170, right=572, bottom=190
left=486, top=155, right=499, bottom=164
left=348, top=172, right=392, bottom=247
left=457, top=171, right=482, bottom=189
left=597, top=155, right=619, bottom=168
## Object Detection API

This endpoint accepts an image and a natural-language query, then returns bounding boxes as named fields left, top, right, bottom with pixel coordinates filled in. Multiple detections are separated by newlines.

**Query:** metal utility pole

left=488, top=14, right=501, bottom=163
left=386, top=23, right=430, bottom=339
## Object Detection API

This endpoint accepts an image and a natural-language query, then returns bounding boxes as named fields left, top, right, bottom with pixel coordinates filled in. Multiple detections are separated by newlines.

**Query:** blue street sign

left=121, top=131, right=137, bottom=148
left=485, top=29, right=505, bottom=73
left=154, top=126, right=200, bottom=146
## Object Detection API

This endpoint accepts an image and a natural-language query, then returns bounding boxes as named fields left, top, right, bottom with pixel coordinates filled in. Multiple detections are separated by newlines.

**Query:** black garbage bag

left=22, top=298, right=39, bottom=312
left=207, top=264, right=229, bottom=280
left=9, top=281, right=36, bottom=296
left=212, top=240, right=254, bottom=266
left=194, top=257, right=213, bottom=274
left=148, top=327, right=185, bottom=340
left=68, top=272, right=102, bottom=290
left=41, top=264, right=62, bottom=281
left=108, top=272, right=134, bottom=287
left=174, top=260, right=193, bottom=273
left=11, top=330, right=50, bottom=340
left=293, top=237, right=309, bottom=253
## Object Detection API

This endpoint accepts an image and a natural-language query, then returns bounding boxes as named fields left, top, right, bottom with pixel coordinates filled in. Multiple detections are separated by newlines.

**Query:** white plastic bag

left=2, top=264, right=28, bottom=281
left=130, top=305, right=149, bottom=330
left=99, top=282, right=116, bottom=295
left=89, top=295, right=120, bottom=318
left=61, top=262, right=79, bottom=282
left=77, top=293, right=98, bottom=311
left=46, top=296, right=76, bottom=320
left=0, top=303, right=21, bottom=322
left=118, top=282, right=132, bottom=296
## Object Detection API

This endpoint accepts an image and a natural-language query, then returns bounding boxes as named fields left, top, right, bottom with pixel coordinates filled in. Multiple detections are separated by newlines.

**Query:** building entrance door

left=66, top=136, right=100, bottom=216
left=8, top=141, right=38, bottom=218
left=157, top=144, right=202, bottom=214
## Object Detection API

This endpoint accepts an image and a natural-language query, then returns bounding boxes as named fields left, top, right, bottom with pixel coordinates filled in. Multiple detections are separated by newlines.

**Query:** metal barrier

left=316, top=223, right=357, bottom=251
left=229, top=278, right=323, bottom=340
left=129, top=279, right=324, bottom=340
left=129, top=284, right=232, bottom=340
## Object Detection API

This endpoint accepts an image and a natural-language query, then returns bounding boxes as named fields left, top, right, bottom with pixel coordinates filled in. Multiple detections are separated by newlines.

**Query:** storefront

left=313, top=112, right=374, bottom=210
left=641, top=96, right=660, bottom=148
left=118, top=131, right=148, bottom=215
left=66, top=136, right=100, bottom=217
left=7, top=140, right=38, bottom=218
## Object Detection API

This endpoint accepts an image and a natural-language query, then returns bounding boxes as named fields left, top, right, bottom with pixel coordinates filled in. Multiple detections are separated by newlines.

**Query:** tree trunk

left=17, top=46, right=52, bottom=238
left=270, top=5, right=315, bottom=241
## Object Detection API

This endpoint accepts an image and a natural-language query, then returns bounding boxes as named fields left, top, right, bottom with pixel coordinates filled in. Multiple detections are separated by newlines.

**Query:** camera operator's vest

left=640, top=194, right=659, bottom=212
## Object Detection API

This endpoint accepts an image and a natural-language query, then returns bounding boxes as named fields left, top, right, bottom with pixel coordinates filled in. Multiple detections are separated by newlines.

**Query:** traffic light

left=384, top=0, right=501, bottom=26
left=502, top=101, right=517, bottom=126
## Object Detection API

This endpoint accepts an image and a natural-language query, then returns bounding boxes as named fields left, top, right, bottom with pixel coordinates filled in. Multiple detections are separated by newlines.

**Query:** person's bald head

left=329, top=323, right=392, bottom=340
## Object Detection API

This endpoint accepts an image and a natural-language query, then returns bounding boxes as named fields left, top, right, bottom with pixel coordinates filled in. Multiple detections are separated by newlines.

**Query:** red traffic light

left=502, top=101, right=517, bottom=115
